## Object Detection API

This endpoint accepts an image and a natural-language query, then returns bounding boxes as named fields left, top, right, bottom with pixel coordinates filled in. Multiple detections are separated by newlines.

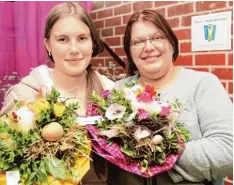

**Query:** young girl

left=0, top=2, right=114, bottom=184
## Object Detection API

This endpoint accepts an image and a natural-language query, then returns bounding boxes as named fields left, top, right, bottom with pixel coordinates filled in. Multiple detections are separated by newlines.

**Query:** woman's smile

left=142, top=56, right=159, bottom=62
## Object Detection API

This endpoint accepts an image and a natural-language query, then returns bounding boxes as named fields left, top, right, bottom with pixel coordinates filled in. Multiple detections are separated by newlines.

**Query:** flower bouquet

left=0, top=88, right=91, bottom=185
left=87, top=81, right=190, bottom=177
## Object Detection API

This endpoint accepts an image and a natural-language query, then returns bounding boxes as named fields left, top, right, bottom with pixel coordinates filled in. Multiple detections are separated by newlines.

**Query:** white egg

left=41, top=122, right=64, bottom=142
left=152, top=135, right=163, bottom=145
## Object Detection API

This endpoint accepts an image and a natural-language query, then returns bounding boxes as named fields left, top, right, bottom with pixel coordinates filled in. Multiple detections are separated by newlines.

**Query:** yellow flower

left=135, top=88, right=143, bottom=96
left=54, top=103, right=66, bottom=117
left=33, top=98, right=50, bottom=114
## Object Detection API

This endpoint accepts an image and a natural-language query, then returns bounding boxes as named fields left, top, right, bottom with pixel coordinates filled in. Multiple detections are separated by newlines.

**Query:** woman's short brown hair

left=44, top=2, right=104, bottom=61
left=124, top=10, right=179, bottom=75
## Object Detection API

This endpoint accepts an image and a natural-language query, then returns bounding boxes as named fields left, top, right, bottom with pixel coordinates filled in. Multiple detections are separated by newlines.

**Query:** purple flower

left=101, top=90, right=112, bottom=99
left=86, top=103, right=101, bottom=116
left=137, top=109, right=149, bottom=121
left=160, top=105, right=171, bottom=116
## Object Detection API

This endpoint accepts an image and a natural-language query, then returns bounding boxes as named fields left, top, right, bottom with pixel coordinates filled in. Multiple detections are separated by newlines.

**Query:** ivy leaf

left=120, top=146, right=134, bottom=157
left=45, top=157, right=66, bottom=180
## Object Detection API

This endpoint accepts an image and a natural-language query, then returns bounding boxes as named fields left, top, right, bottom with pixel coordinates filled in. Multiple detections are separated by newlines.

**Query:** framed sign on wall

left=192, top=11, right=231, bottom=51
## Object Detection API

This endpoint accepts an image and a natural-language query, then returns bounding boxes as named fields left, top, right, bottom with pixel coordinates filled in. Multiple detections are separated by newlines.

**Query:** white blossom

left=105, top=103, right=126, bottom=120
left=123, top=88, right=135, bottom=100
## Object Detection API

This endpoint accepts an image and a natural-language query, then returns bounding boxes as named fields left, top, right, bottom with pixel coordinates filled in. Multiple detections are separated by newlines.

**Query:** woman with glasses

left=111, top=10, right=233, bottom=185
left=0, top=2, right=114, bottom=184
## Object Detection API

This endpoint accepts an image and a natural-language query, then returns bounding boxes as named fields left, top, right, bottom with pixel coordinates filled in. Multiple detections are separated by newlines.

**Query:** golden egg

left=41, top=122, right=64, bottom=142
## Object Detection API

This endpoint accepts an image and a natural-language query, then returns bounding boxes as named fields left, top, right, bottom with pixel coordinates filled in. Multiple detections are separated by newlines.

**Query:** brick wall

left=90, top=1, right=233, bottom=184
left=90, top=1, right=233, bottom=101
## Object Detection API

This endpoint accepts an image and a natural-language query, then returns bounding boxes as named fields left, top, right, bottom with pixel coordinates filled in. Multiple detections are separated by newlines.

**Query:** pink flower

left=160, top=105, right=171, bottom=116
left=137, top=109, right=149, bottom=121
left=87, top=103, right=101, bottom=116
left=101, top=90, right=112, bottom=99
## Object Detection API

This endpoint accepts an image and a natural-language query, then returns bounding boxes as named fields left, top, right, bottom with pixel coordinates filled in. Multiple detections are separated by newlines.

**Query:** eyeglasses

left=130, top=35, right=167, bottom=48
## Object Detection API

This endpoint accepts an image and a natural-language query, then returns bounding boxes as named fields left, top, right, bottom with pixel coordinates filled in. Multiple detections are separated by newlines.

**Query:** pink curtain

left=0, top=1, right=92, bottom=108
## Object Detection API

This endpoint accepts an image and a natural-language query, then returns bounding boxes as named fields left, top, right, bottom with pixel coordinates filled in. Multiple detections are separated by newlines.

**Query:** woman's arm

left=168, top=74, right=233, bottom=183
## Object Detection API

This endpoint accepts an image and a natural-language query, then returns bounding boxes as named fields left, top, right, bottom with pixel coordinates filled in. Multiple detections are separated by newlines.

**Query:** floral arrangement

left=0, top=88, right=90, bottom=185
left=87, top=80, right=190, bottom=177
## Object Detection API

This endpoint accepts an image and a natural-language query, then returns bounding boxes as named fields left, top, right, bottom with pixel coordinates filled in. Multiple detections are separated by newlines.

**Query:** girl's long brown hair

left=44, top=2, right=105, bottom=178
left=44, top=2, right=104, bottom=96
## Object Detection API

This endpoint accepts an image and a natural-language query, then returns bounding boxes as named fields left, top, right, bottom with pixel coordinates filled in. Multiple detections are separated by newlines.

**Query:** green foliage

left=0, top=88, right=89, bottom=184
left=44, top=157, right=66, bottom=180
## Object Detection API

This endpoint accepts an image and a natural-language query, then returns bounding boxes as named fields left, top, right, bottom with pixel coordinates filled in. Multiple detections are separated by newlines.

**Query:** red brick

left=181, top=15, right=192, bottom=26
left=123, top=14, right=132, bottom=24
left=106, top=58, right=126, bottom=69
left=224, top=181, right=233, bottom=185
left=90, top=12, right=96, bottom=20
left=90, top=58, right=105, bottom=67
left=221, top=82, right=227, bottom=90
left=168, top=3, right=193, bottom=17
left=115, top=67, right=127, bottom=76
left=188, top=67, right=209, bottom=72
left=155, top=8, right=166, bottom=17
left=175, top=55, right=193, bottom=66
left=229, top=82, right=233, bottom=94
left=182, top=12, right=209, bottom=26
left=155, top=1, right=178, bottom=7
left=114, top=4, right=132, bottom=15
left=174, top=29, right=191, bottom=40
left=92, top=1, right=104, bottom=10
left=167, top=17, right=179, bottom=28
left=105, top=17, right=121, bottom=27
left=97, top=67, right=114, bottom=77
left=211, top=68, right=233, bottom=80
left=231, top=39, right=233, bottom=50
left=180, top=42, right=191, bottom=53
left=97, top=9, right=113, bottom=19
left=98, top=49, right=111, bottom=57
left=106, top=1, right=122, bottom=7
left=228, top=54, right=233, bottom=65
left=115, top=26, right=126, bottom=35
left=229, top=1, right=233, bottom=6
left=115, top=48, right=126, bottom=56
left=196, top=2, right=227, bottom=12
left=106, top=58, right=118, bottom=67
left=105, top=37, right=121, bottom=46
left=195, top=54, right=225, bottom=65
left=123, top=57, right=128, bottom=64
left=133, top=1, right=153, bottom=11
left=94, top=20, right=104, bottom=29
left=101, top=28, right=113, bottom=37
